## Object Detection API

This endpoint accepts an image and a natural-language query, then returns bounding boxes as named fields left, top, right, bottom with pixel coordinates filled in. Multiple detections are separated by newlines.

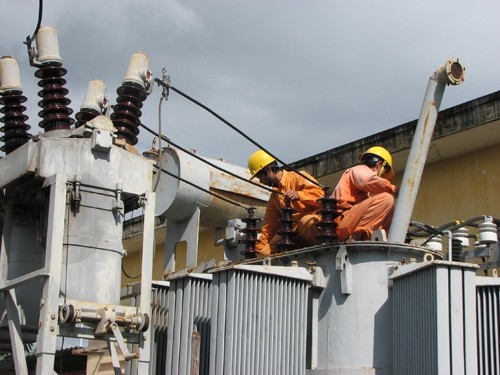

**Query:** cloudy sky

left=1, top=0, right=499, bottom=167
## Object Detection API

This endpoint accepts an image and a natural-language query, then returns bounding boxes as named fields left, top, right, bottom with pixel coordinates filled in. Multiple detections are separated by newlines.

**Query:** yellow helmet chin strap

left=378, top=160, right=388, bottom=177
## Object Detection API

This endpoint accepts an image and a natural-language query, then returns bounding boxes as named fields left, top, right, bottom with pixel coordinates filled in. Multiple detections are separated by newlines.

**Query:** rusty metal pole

left=191, top=331, right=201, bottom=375
left=388, top=58, right=465, bottom=243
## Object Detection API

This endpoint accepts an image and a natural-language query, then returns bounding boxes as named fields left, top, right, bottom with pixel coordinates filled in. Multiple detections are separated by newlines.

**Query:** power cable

left=158, top=166, right=253, bottom=212
left=140, top=122, right=279, bottom=196
left=23, top=0, right=44, bottom=66
left=153, top=78, right=328, bottom=192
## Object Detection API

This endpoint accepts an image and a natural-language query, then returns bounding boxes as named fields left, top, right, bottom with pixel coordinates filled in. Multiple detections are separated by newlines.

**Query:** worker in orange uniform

left=332, top=146, right=398, bottom=241
left=247, top=150, right=325, bottom=256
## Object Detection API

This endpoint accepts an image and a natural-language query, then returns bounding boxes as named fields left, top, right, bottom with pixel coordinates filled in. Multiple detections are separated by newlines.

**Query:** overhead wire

left=153, top=78, right=328, bottom=192
left=152, top=68, right=171, bottom=193
left=23, top=0, right=44, bottom=66
left=159, top=165, right=252, bottom=211
left=140, top=122, right=279, bottom=196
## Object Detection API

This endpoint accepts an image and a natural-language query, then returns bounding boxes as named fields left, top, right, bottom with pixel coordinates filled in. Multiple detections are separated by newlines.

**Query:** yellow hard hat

left=247, top=150, right=276, bottom=179
left=361, top=146, right=394, bottom=179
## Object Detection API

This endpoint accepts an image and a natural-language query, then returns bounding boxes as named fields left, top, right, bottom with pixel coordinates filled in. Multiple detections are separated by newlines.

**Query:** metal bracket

left=90, top=128, right=114, bottom=153
left=94, top=306, right=140, bottom=363
left=112, top=182, right=124, bottom=216
left=335, top=245, right=352, bottom=295
left=70, top=176, right=82, bottom=211
left=109, top=323, right=140, bottom=361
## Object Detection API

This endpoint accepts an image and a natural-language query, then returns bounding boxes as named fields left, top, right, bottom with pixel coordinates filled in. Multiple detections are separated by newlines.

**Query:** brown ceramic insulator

left=110, top=82, right=147, bottom=146
left=316, top=195, right=341, bottom=244
left=35, top=63, right=74, bottom=131
left=0, top=90, right=32, bottom=154
left=75, top=108, right=101, bottom=128
left=241, top=209, right=261, bottom=259
left=277, top=200, right=297, bottom=252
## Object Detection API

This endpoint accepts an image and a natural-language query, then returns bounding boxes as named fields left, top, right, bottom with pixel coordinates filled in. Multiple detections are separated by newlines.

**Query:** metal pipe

left=443, top=230, right=453, bottom=261
left=388, top=58, right=465, bottom=243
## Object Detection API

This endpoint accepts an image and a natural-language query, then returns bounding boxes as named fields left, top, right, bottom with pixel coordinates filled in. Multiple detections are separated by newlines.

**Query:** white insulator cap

left=81, top=79, right=108, bottom=113
left=35, top=26, right=62, bottom=64
left=479, top=217, right=498, bottom=245
left=453, top=227, right=470, bottom=248
left=123, top=52, right=151, bottom=87
left=0, top=56, right=23, bottom=92
left=426, top=235, right=442, bottom=252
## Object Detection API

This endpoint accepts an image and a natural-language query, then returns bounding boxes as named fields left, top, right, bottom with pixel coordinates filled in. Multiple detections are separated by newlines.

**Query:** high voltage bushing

left=110, top=52, right=151, bottom=146
left=35, top=63, right=74, bottom=131
left=75, top=80, right=108, bottom=128
left=241, top=208, right=261, bottom=259
left=32, top=26, right=75, bottom=132
left=0, top=90, right=32, bottom=153
left=277, top=198, right=297, bottom=252
left=316, top=193, right=341, bottom=244
left=0, top=57, right=32, bottom=154
left=110, top=82, right=147, bottom=146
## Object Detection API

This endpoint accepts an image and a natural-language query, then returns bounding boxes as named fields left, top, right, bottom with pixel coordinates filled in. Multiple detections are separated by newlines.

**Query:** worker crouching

left=247, top=150, right=324, bottom=256
left=331, top=146, right=398, bottom=241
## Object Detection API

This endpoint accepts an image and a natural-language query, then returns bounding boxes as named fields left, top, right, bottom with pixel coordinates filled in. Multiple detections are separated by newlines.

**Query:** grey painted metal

left=389, top=58, right=465, bottom=243
left=476, top=276, right=500, bottom=375
left=136, top=190, right=156, bottom=374
left=159, top=145, right=269, bottom=273
left=35, top=174, right=68, bottom=375
left=391, top=260, right=478, bottom=374
left=164, top=207, right=201, bottom=273
left=0, top=136, right=153, bottom=196
left=5, top=290, right=29, bottom=374
left=122, top=280, right=170, bottom=375
left=62, top=186, right=123, bottom=304
left=0, top=128, right=155, bottom=373
left=150, top=281, right=170, bottom=375
left=209, top=265, right=311, bottom=375
left=233, top=243, right=441, bottom=374
left=165, top=273, right=213, bottom=375
left=310, top=245, right=422, bottom=374
left=0, top=182, right=46, bottom=328
left=154, top=146, right=268, bottom=225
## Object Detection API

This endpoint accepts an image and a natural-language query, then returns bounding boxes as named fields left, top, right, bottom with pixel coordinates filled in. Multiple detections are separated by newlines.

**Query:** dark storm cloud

left=1, top=0, right=499, bottom=167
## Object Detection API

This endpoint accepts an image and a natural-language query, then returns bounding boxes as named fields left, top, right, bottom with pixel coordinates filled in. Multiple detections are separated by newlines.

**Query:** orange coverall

left=332, top=164, right=397, bottom=241
left=256, top=170, right=324, bottom=256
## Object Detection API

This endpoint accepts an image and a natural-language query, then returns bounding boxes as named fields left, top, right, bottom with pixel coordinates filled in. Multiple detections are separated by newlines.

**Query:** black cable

left=153, top=78, right=327, bottom=191
left=409, top=221, right=444, bottom=246
left=23, top=0, right=44, bottom=64
left=159, top=166, right=252, bottom=211
left=140, top=122, right=280, bottom=196
left=122, top=263, right=141, bottom=280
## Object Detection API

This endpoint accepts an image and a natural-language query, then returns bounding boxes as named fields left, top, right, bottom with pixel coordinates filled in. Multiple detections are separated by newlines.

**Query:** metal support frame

left=335, top=245, right=352, bottom=295
left=0, top=173, right=155, bottom=374
left=0, top=198, right=30, bottom=374
left=135, top=190, right=155, bottom=375
left=0, top=174, right=67, bottom=375
left=164, top=206, right=200, bottom=273
left=35, top=174, right=67, bottom=375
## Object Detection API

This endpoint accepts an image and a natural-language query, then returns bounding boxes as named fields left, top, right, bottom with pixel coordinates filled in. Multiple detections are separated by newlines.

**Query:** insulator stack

left=35, top=63, right=74, bottom=131
left=451, top=238, right=463, bottom=262
left=33, top=26, right=74, bottom=132
left=110, top=52, right=151, bottom=146
left=110, top=82, right=147, bottom=145
left=316, top=192, right=341, bottom=244
left=0, top=90, right=32, bottom=154
left=75, top=107, right=100, bottom=128
left=240, top=208, right=261, bottom=259
left=75, top=80, right=108, bottom=128
left=0, top=56, right=32, bottom=153
left=277, top=198, right=297, bottom=252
